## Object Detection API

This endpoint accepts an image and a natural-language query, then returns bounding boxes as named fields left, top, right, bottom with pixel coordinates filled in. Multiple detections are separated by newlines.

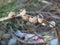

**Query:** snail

left=41, top=23, right=46, bottom=26
left=37, top=15, right=47, bottom=26
left=8, top=12, right=16, bottom=18
left=20, top=9, right=29, bottom=21
left=29, top=16, right=38, bottom=23
left=37, top=15, right=44, bottom=24
left=20, top=9, right=26, bottom=16
left=21, top=15, right=30, bottom=21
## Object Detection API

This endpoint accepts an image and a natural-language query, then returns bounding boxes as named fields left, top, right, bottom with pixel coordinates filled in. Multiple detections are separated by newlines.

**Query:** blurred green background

left=0, top=0, right=58, bottom=18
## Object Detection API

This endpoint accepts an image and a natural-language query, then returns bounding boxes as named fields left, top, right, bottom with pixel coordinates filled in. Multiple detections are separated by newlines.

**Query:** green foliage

left=0, top=0, right=17, bottom=18
left=0, top=30, right=4, bottom=37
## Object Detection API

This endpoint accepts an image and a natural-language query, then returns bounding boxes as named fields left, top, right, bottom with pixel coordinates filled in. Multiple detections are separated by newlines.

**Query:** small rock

left=50, top=39, right=58, bottom=45
left=49, top=21, right=56, bottom=27
left=25, top=34, right=34, bottom=40
left=1, top=39, right=8, bottom=45
left=8, top=37, right=17, bottom=45
left=15, top=30, right=24, bottom=38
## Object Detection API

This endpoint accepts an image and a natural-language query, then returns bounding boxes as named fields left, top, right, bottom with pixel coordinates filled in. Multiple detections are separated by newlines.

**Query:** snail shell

left=38, top=17, right=43, bottom=23
left=20, top=9, right=26, bottom=16
left=8, top=12, right=16, bottom=18
left=29, top=16, right=38, bottom=23
left=21, top=15, right=29, bottom=21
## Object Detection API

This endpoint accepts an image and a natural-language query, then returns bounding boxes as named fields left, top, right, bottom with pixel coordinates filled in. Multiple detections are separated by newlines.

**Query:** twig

left=0, top=14, right=20, bottom=21
left=40, top=3, right=52, bottom=11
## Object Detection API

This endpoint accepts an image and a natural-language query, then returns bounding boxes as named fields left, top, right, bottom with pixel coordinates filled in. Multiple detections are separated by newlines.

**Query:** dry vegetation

left=0, top=0, right=60, bottom=45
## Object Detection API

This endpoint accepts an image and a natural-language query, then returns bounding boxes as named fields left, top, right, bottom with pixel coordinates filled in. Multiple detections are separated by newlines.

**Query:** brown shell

left=20, top=9, right=26, bottom=16
left=8, top=12, right=16, bottom=18
left=21, top=15, right=29, bottom=21
left=29, top=16, right=38, bottom=23
left=38, top=18, right=43, bottom=23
